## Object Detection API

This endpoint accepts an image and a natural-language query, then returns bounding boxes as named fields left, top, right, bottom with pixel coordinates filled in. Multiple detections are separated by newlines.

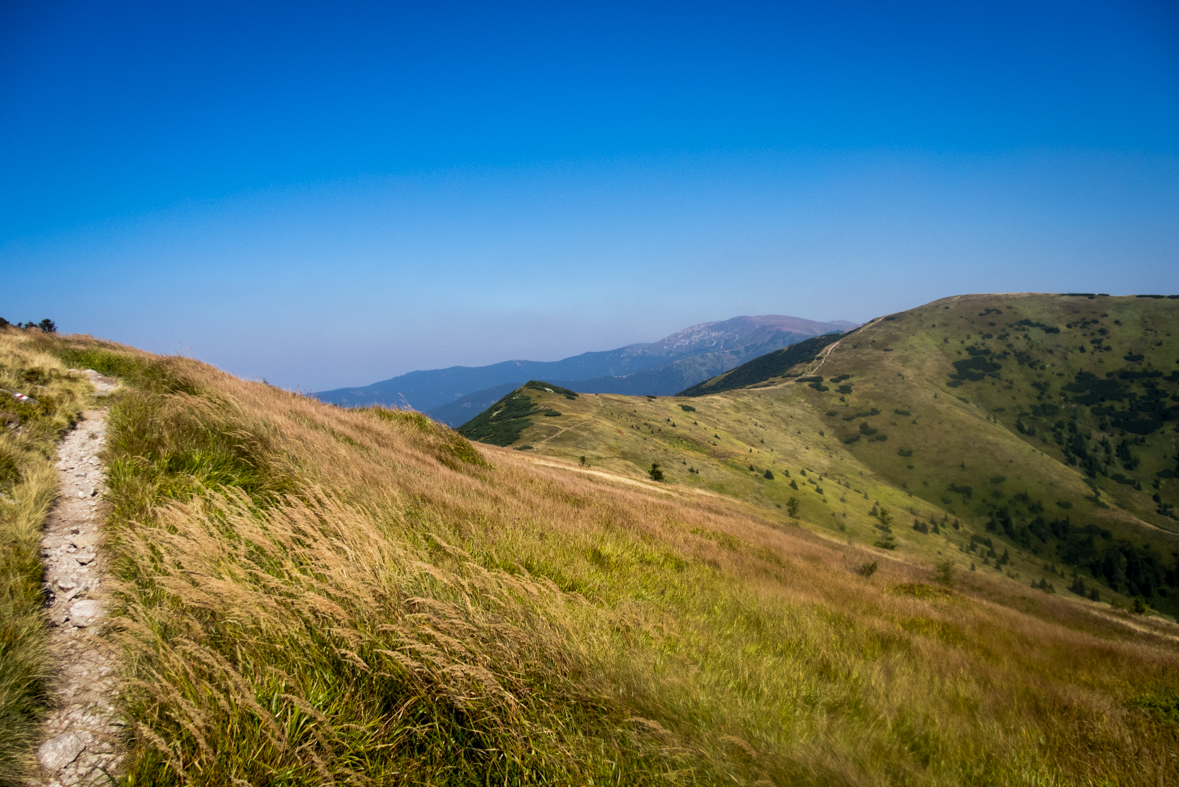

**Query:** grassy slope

left=803, top=293, right=1179, bottom=535
left=0, top=329, right=95, bottom=784
left=476, top=294, right=1179, bottom=615
left=10, top=330, right=1179, bottom=785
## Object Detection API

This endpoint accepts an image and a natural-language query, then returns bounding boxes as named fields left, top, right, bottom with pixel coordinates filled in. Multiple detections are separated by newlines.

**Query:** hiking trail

left=32, top=370, right=123, bottom=787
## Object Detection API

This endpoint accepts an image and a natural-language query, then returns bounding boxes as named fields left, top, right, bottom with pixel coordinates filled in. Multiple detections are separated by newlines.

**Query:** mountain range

left=313, top=314, right=855, bottom=425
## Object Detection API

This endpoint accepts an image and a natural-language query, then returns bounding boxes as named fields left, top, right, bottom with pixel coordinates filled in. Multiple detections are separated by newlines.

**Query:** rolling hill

left=459, top=293, right=1179, bottom=614
left=314, top=314, right=854, bottom=413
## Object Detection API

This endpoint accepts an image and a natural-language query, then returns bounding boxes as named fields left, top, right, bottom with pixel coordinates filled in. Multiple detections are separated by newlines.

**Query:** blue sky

left=2, top=0, right=1177, bottom=391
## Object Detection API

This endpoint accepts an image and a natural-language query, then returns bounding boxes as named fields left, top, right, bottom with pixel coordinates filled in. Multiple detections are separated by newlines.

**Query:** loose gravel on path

left=31, top=371, right=124, bottom=787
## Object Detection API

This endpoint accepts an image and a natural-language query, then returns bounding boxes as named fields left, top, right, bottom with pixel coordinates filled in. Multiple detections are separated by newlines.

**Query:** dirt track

left=33, top=371, right=123, bottom=787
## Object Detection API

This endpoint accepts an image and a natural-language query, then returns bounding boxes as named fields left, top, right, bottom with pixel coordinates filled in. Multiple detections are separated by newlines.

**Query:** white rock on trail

left=37, top=733, right=85, bottom=772
left=70, top=533, right=97, bottom=549
left=68, top=600, right=103, bottom=627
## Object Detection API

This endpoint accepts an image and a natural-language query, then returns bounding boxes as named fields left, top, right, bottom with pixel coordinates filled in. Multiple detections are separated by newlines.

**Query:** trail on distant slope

left=33, top=371, right=124, bottom=787
left=535, top=398, right=607, bottom=447
left=508, top=448, right=731, bottom=503
left=805, top=317, right=881, bottom=378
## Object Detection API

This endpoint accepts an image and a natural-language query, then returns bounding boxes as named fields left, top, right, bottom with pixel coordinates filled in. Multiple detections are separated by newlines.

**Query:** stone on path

left=38, top=733, right=85, bottom=772
left=68, top=600, right=103, bottom=628
left=70, top=533, right=98, bottom=549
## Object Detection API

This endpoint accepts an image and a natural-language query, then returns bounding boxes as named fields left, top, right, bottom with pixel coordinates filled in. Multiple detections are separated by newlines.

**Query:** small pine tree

left=873, top=506, right=897, bottom=550
left=579, top=456, right=587, bottom=467
left=934, top=560, right=956, bottom=588
left=37, top=318, right=56, bottom=333
left=764, top=469, right=774, bottom=480
left=648, top=463, right=664, bottom=482
left=786, top=496, right=800, bottom=518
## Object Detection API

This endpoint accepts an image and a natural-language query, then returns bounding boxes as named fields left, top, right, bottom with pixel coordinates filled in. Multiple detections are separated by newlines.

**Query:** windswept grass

left=0, top=329, right=93, bottom=784
left=25, top=334, right=1179, bottom=785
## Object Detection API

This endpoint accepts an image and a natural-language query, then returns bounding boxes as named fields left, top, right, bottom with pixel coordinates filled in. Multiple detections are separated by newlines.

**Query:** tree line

left=0, top=317, right=56, bottom=332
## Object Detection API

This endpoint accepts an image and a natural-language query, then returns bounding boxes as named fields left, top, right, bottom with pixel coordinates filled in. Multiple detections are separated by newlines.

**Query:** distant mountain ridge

left=313, top=315, right=855, bottom=421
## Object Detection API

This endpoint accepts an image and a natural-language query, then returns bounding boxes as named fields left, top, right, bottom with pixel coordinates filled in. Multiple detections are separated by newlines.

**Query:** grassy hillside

left=464, top=294, right=1179, bottom=618
left=5, top=327, right=1179, bottom=785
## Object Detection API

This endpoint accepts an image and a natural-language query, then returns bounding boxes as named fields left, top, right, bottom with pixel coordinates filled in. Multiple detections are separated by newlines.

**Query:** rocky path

left=32, top=371, right=124, bottom=787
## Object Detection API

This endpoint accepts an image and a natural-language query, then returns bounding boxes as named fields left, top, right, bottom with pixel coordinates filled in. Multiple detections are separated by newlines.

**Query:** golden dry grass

left=24, top=333, right=1179, bottom=785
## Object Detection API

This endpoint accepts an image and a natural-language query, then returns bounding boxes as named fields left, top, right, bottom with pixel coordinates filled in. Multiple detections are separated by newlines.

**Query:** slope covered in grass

left=468, top=294, right=1179, bottom=618
left=11, top=329, right=1179, bottom=785
left=457, top=380, right=579, bottom=446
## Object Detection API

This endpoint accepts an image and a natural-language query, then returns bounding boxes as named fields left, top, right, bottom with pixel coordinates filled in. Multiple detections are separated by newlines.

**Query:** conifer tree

left=874, top=506, right=897, bottom=550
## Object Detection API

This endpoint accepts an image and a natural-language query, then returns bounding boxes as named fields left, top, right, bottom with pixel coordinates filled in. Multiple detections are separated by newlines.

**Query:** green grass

left=0, top=329, right=94, bottom=784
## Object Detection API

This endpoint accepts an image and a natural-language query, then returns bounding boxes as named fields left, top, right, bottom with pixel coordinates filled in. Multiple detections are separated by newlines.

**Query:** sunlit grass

left=23, top=332, right=1179, bottom=785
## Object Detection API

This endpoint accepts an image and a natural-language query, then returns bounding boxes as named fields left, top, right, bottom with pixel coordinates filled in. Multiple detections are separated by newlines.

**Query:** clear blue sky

left=3, top=0, right=1177, bottom=391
